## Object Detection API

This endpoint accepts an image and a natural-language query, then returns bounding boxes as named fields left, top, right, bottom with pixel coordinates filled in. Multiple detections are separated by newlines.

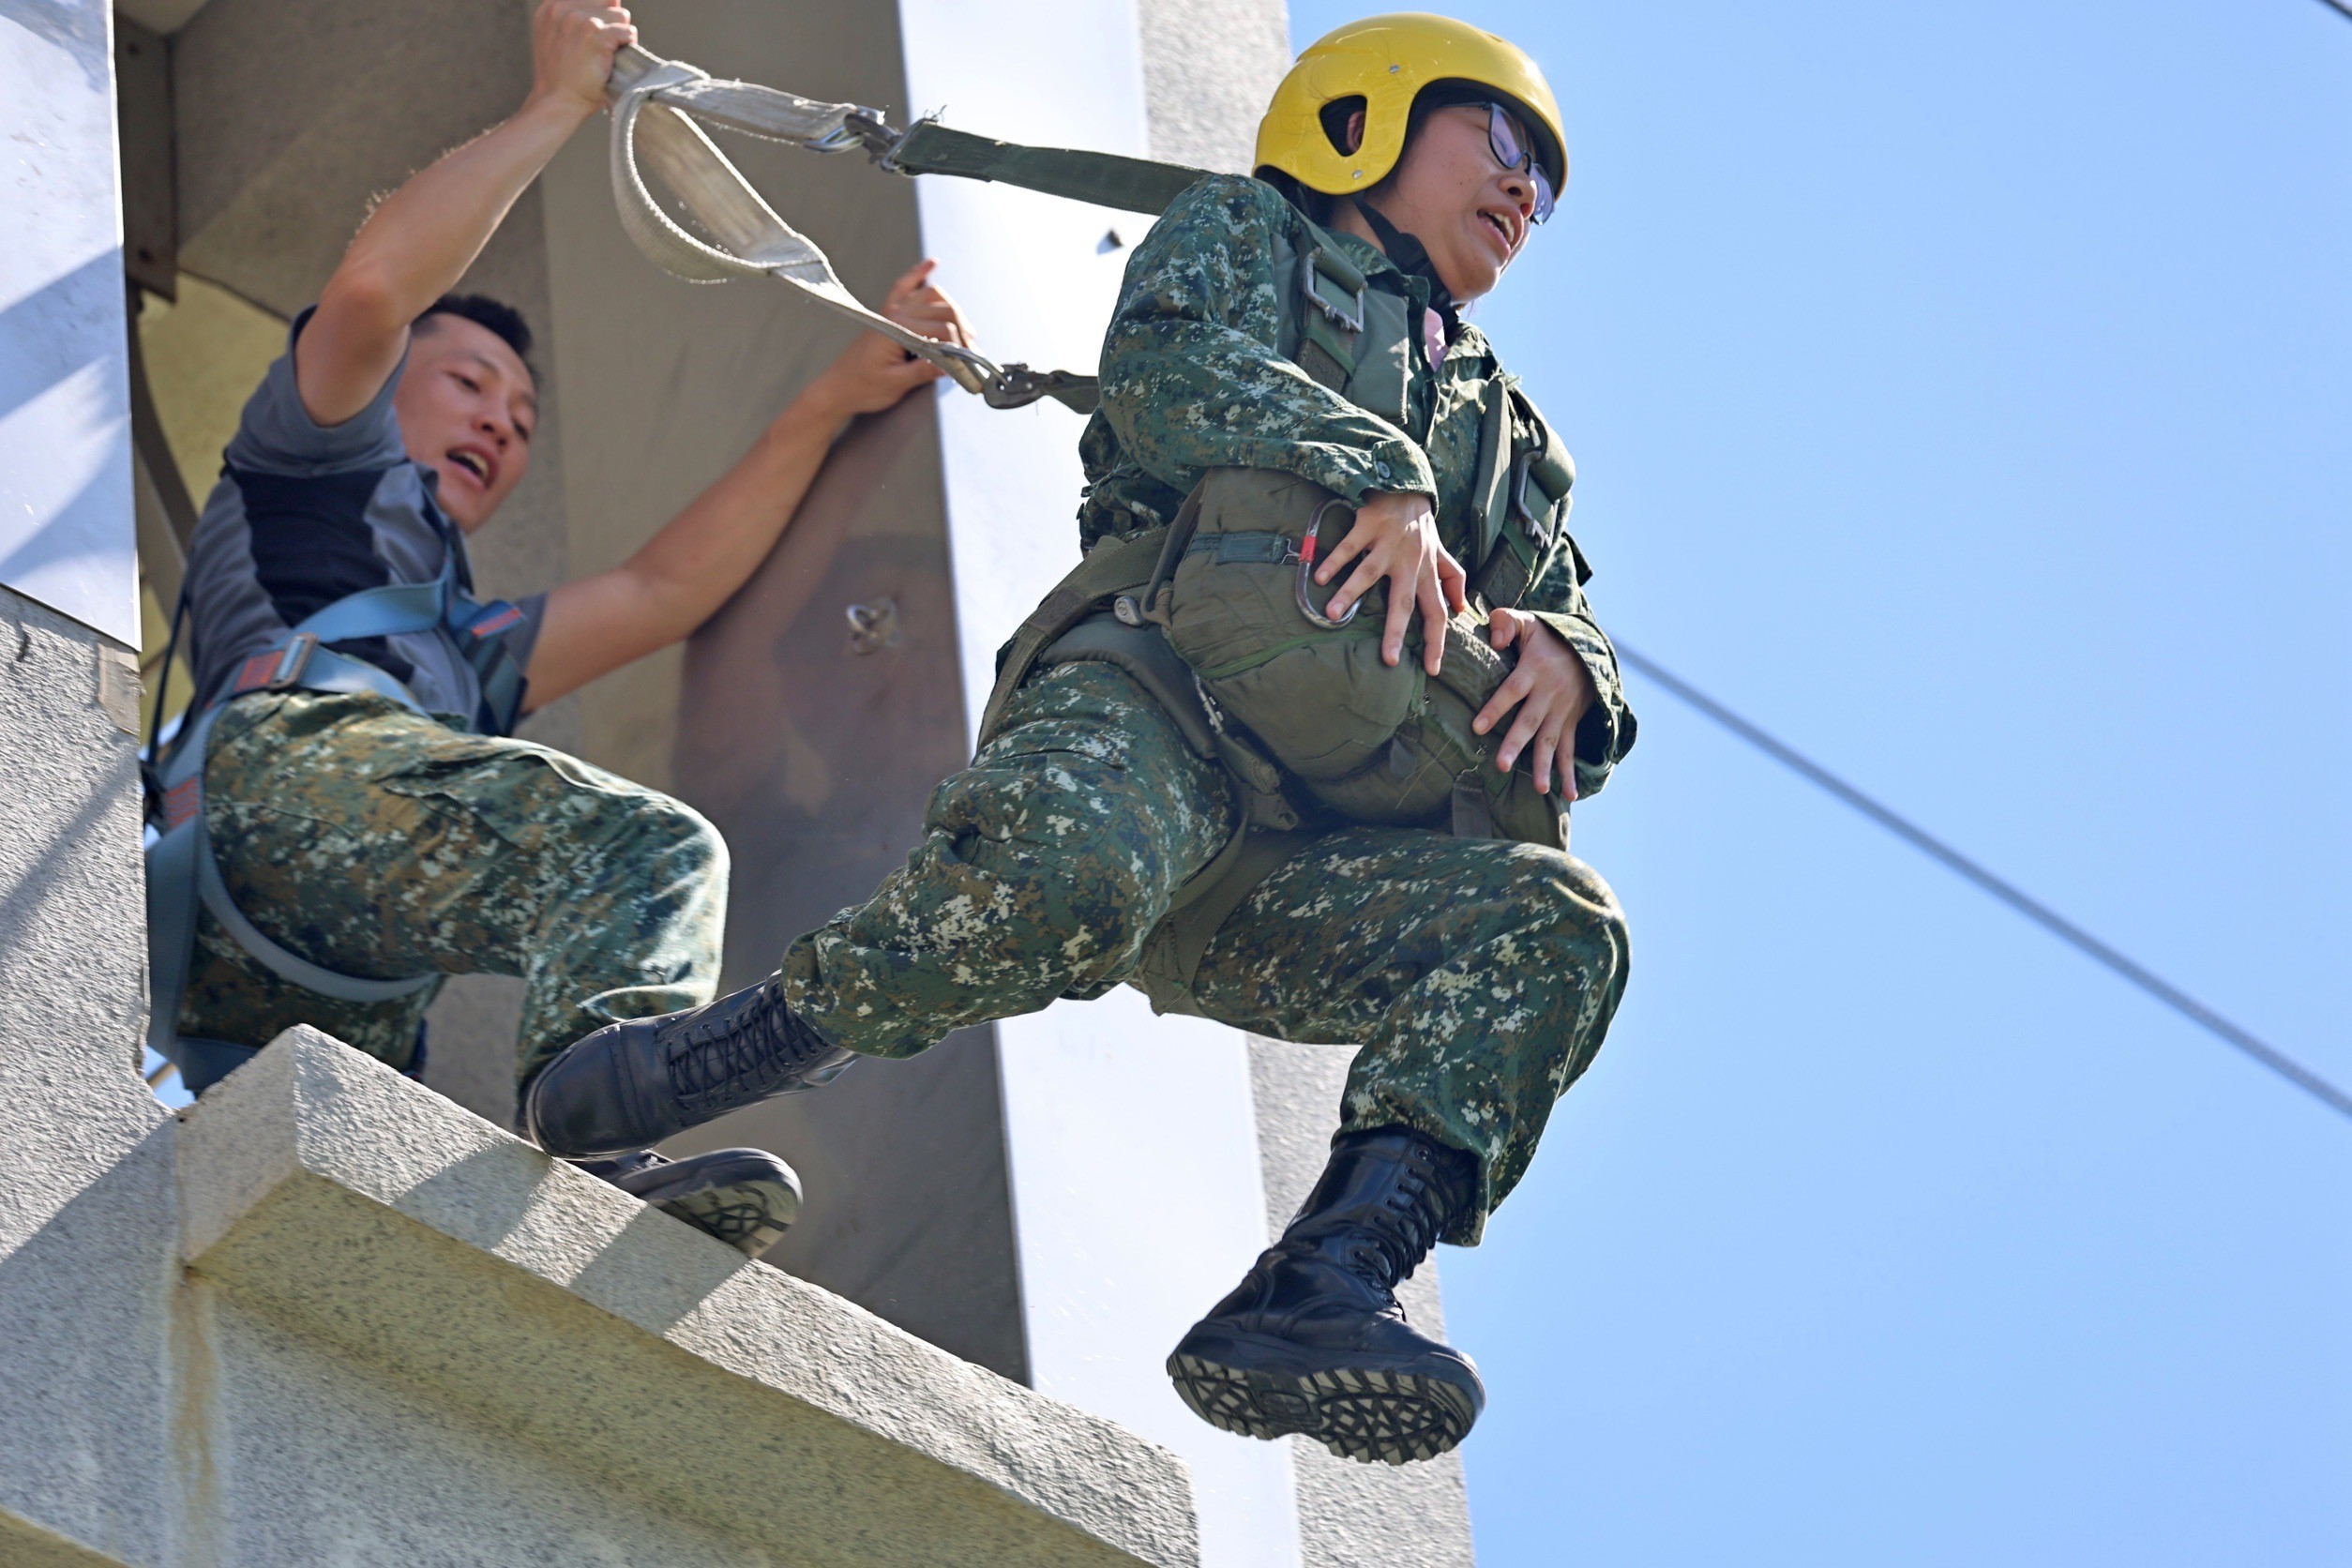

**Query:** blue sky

left=1278, top=0, right=2351, bottom=1560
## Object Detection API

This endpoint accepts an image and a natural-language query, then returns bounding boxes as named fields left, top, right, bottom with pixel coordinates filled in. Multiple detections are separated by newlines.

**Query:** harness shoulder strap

left=285, top=554, right=531, bottom=737
left=1469, top=381, right=1576, bottom=610
left=1270, top=214, right=1416, bottom=427
left=449, top=597, right=532, bottom=737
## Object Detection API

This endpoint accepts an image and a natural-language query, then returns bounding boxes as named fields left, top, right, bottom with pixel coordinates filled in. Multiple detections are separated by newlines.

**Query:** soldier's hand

left=527, top=0, right=637, bottom=121
left=1474, top=609, right=1594, bottom=797
left=1317, top=491, right=1468, bottom=674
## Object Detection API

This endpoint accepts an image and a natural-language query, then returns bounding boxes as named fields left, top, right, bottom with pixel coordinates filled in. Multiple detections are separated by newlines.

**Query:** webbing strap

left=293, top=576, right=445, bottom=642
left=606, top=47, right=1105, bottom=415
left=1185, top=531, right=1299, bottom=566
left=279, top=556, right=527, bottom=735
left=144, top=633, right=442, bottom=1044
left=143, top=801, right=204, bottom=1059
left=887, top=120, right=1208, bottom=216
left=1469, top=376, right=1515, bottom=570
left=975, top=528, right=1172, bottom=746
left=191, top=810, right=438, bottom=1003
left=243, top=643, right=431, bottom=713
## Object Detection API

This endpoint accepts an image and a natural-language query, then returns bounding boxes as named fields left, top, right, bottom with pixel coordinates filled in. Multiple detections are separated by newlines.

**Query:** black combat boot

left=574, top=1147, right=805, bottom=1257
left=523, top=976, right=853, bottom=1159
left=1168, top=1126, right=1485, bottom=1466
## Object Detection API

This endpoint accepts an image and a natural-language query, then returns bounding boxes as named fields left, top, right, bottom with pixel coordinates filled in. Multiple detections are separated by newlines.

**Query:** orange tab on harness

left=468, top=604, right=525, bottom=639
left=161, top=776, right=201, bottom=831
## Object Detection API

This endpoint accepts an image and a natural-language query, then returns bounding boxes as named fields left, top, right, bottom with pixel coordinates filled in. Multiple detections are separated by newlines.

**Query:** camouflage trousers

left=782, top=661, right=1631, bottom=1243
left=181, top=691, right=727, bottom=1087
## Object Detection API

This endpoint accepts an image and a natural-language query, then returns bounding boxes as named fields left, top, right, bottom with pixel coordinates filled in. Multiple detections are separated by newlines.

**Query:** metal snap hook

left=1295, top=499, right=1361, bottom=630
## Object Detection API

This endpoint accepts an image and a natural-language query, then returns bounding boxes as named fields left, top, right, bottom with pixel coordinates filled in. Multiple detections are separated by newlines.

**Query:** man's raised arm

left=293, top=1, right=635, bottom=426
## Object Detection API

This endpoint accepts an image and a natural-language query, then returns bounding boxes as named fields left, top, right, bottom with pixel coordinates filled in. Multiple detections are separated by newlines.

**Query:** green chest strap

left=1266, top=216, right=1576, bottom=611
left=1270, top=223, right=1415, bottom=429
left=1466, top=376, right=1578, bottom=610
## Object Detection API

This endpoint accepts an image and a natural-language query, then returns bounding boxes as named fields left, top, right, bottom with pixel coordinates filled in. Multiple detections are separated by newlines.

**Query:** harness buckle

left=809, top=106, right=897, bottom=157
left=266, top=633, right=321, bottom=691
left=1299, top=246, right=1365, bottom=336
left=1508, top=451, right=1555, bottom=546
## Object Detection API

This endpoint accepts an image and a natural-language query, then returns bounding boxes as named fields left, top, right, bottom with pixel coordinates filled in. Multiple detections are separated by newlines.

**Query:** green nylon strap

left=1185, top=531, right=1298, bottom=566
left=1038, top=612, right=1220, bottom=761
left=1292, top=338, right=1352, bottom=395
left=977, top=529, right=1172, bottom=748
left=1139, top=824, right=1318, bottom=1003
left=1469, top=375, right=1515, bottom=570
left=1473, top=540, right=1533, bottom=611
left=890, top=121, right=1211, bottom=216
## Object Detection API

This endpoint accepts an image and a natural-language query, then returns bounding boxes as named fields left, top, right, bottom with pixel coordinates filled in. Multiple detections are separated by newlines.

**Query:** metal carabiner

left=1295, top=499, right=1361, bottom=630
left=810, top=108, right=898, bottom=157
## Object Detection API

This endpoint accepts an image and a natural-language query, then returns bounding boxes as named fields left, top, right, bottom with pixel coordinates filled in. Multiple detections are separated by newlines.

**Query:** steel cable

left=1614, top=641, right=2352, bottom=1122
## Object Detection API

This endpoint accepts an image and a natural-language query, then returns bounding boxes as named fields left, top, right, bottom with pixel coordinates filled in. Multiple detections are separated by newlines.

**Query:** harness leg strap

left=190, top=811, right=439, bottom=1005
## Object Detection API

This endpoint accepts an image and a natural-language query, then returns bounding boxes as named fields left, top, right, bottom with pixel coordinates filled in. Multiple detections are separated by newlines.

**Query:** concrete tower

left=0, top=1, right=1478, bottom=1560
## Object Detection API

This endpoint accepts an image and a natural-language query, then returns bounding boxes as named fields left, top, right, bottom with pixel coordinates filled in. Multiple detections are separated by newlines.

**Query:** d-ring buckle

left=1295, top=499, right=1360, bottom=630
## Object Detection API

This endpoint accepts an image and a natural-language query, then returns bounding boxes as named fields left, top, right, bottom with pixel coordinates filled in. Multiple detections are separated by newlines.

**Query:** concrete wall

left=0, top=4, right=175, bottom=1557
left=0, top=3, right=1205, bottom=1561
left=0, top=579, right=174, bottom=1562
left=57, top=0, right=1478, bottom=1560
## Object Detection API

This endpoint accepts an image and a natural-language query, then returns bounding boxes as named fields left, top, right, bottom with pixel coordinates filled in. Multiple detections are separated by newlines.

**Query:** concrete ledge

left=0, top=1507, right=129, bottom=1568
left=175, top=1028, right=1199, bottom=1568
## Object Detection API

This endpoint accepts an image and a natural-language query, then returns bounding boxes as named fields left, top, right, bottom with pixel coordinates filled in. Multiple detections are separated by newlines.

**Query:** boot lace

left=661, top=980, right=834, bottom=1112
left=1338, top=1144, right=1462, bottom=1292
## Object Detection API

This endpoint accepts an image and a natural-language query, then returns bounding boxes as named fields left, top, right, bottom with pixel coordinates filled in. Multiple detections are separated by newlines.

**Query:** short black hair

left=415, top=294, right=535, bottom=380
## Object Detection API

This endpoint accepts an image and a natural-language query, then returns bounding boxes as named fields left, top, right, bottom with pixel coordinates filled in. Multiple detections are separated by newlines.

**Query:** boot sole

left=610, top=1150, right=803, bottom=1259
left=1166, top=1346, right=1478, bottom=1466
left=652, top=1180, right=798, bottom=1257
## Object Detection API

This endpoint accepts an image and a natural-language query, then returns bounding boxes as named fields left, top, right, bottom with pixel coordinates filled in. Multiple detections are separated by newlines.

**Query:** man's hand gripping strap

left=605, top=45, right=1213, bottom=415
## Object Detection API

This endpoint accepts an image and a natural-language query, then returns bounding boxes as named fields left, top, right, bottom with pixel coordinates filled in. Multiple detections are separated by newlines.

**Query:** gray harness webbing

left=143, top=560, right=529, bottom=1065
left=602, top=44, right=1214, bottom=416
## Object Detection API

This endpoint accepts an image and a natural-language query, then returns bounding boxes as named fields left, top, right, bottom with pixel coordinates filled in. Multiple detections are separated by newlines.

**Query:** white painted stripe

left=0, top=3, right=136, bottom=645
left=895, top=4, right=1304, bottom=1562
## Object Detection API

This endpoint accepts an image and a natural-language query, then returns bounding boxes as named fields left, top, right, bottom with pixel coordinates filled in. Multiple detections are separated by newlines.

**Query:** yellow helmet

left=1254, top=13, right=1566, bottom=199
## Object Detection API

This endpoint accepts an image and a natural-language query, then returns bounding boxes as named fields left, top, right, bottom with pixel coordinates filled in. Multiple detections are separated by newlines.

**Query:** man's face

left=393, top=314, right=537, bottom=533
left=1375, top=103, right=1545, bottom=304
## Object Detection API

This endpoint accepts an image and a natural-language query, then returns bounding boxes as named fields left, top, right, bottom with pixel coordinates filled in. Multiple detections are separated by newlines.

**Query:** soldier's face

left=394, top=316, right=537, bottom=534
left=1378, top=104, right=1541, bottom=302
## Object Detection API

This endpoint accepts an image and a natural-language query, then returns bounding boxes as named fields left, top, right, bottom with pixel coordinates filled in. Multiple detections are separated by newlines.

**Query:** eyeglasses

left=1484, top=104, right=1556, bottom=226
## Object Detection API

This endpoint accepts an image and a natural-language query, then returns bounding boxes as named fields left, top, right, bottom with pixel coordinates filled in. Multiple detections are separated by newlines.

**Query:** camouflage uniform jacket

left=1077, top=173, right=1637, bottom=797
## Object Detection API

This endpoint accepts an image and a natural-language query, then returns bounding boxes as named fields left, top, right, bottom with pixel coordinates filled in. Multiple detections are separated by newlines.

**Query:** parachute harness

left=605, top=45, right=1207, bottom=415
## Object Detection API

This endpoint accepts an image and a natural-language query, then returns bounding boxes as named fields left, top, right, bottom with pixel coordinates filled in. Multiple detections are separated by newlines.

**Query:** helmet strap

left=1350, top=198, right=1461, bottom=342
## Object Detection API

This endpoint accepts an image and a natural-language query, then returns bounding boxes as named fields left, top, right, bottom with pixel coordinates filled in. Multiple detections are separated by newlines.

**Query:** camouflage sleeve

left=1096, top=176, right=1437, bottom=504
left=1521, top=525, right=1638, bottom=799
